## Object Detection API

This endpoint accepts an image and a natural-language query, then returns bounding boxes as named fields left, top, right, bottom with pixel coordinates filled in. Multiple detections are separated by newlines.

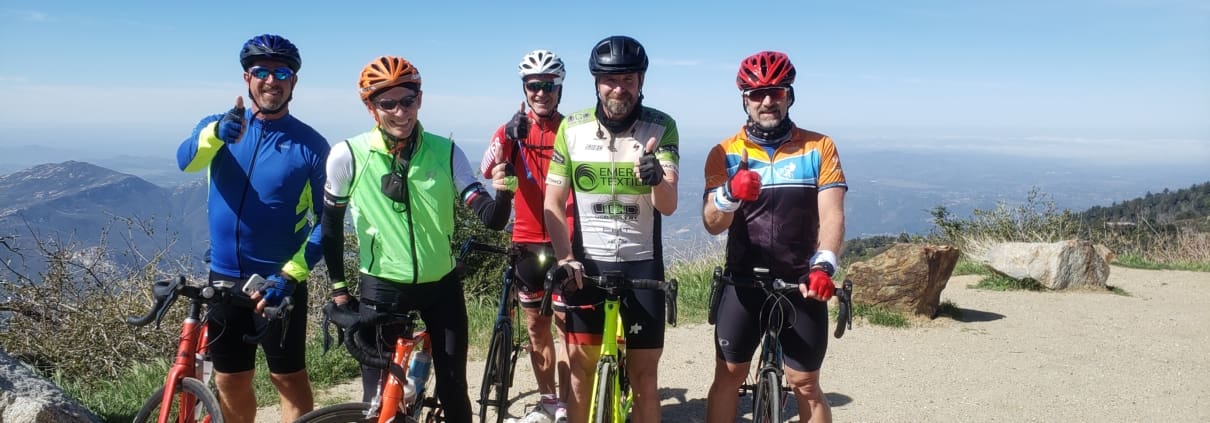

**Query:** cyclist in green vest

left=319, top=55, right=515, bottom=423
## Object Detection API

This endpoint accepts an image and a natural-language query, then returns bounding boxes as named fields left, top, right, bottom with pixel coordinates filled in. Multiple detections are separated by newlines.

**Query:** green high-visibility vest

left=344, top=125, right=456, bottom=284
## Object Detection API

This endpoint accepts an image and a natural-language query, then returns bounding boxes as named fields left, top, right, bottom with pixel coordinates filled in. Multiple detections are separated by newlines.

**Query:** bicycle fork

left=161, top=316, right=203, bottom=423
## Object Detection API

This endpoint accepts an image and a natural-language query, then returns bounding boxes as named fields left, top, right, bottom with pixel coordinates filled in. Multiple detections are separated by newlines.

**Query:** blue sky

left=1, top=0, right=1207, bottom=164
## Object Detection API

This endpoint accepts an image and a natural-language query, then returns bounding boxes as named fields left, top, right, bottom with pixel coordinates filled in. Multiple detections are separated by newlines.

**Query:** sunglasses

left=524, top=81, right=559, bottom=93
left=743, top=87, right=790, bottom=102
left=374, top=95, right=419, bottom=111
left=248, top=66, right=295, bottom=81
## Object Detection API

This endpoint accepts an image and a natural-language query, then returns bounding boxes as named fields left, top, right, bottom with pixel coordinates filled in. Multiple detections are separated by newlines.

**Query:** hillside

left=0, top=161, right=206, bottom=279
left=1081, top=181, right=1210, bottom=227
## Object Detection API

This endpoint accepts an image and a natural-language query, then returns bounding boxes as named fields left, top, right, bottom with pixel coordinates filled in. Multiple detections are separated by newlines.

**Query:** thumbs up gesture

left=216, top=96, right=247, bottom=144
left=725, top=149, right=761, bottom=202
left=505, top=101, right=529, bottom=141
left=635, top=137, right=664, bottom=186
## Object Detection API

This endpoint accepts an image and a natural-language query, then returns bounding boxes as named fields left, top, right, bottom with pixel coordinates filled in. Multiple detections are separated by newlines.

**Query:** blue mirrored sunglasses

left=248, top=66, right=295, bottom=81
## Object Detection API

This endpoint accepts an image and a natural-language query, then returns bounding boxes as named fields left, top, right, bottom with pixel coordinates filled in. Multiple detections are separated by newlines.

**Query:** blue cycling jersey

left=177, top=109, right=329, bottom=280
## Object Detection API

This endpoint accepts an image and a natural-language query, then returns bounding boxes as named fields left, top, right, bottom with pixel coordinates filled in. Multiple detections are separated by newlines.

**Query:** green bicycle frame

left=588, top=298, right=629, bottom=421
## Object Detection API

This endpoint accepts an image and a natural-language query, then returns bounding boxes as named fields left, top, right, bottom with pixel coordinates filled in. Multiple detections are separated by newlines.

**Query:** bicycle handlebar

left=322, top=300, right=420, bottom=376
left=126, top=275, right=292, bottom=344
left=709, top=266, right=854, bottom=339
left=540, top=268, right=679, bottom=327
left=457, top=237, right=509, bottom=260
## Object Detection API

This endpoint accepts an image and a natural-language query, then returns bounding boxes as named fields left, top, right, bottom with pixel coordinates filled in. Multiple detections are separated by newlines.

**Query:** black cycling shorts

left=205, top=271, right=309, bottom=374
left=562, top=258, right=665, bottom=349
left=511, top=242, right=560, bottom=309
left=714, top=283, right=829, bottom=372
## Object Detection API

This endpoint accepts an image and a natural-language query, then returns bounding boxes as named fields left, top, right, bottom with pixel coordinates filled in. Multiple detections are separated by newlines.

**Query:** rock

left=845, top=243, right=961, bottom=318
left=0, top=350, right=100, bottom=423
left=1094, top=244, right=1116, bottom=264
left=972, top=240, right=1110, bottom=290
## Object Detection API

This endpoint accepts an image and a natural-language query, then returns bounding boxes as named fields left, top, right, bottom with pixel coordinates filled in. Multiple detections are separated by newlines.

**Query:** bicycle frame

left=159, top=302, right=210, bottom=423
left=589, top=295, right=629, bottom=422
left=372, top=328, right=432, bottom=421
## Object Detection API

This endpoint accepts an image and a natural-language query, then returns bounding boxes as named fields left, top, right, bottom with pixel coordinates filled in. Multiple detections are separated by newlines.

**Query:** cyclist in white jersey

left=542, top=35, right=679, bottom=423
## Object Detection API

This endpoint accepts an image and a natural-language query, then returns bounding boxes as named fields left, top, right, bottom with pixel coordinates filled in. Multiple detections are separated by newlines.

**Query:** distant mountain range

left=0, top=161, right=207, bottom=279
left=2, top=144, right=1207, bottom=278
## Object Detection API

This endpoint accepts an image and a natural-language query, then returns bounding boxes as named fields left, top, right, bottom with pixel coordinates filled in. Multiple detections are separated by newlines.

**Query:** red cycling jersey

left=480, top=110, right=574, bottom=244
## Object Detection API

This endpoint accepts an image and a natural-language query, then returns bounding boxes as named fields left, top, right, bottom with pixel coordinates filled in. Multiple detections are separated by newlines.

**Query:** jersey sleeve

left=452, top=143, right=481, bottom=193
left=324, top=141, right=355, bottom=203
left=480, top=125, right=511, bottom=178
left=176, top=114, right=224, bottom=172
left=817, top=135, right=848, bottom=191
left=281, top=137, right=330, bottom=282
left=545, top=119, right=571, bottom=189
left=703, top=144, right=730, bottom=196
left=655, top=118, right=680, bottom=176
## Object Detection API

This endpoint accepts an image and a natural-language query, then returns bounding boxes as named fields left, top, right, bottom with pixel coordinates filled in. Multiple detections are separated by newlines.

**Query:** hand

left=505, top=102, right=529, bottom=141
left=216, top=96, right=247, bottom=144
left=254, top=273, right=296, bottom=313
left=557, top=259, right=584, bottom=292
left=491, top=162, right=518, bottom=192
left=635, top=137, right=664, bottom=186
left=726, top=149, right=761, bottom=201
left=332, top=292, right=352, bottom=306
left=799, top=269, right=835, bottom=302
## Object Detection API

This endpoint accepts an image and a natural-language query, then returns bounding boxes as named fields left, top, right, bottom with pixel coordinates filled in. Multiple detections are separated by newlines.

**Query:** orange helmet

left=358, top=56, right=421, bottom=102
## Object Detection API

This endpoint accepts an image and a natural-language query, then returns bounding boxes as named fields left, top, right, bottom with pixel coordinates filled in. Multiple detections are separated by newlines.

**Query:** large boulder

left=971, top=240, right=1109, bottom=290
left=0, top=350, right=100, bottom=423
left=845, top=243, right=961, bottom=318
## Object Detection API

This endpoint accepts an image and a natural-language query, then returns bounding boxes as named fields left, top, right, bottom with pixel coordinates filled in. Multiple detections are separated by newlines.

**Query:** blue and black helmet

left=588, top=35, right=648, bottom=75
left=239, top=34, right=301, bottom=71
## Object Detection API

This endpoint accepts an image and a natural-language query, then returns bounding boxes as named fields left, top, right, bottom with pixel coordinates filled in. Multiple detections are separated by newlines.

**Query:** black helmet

left=588, top=35, right=648, bottom=75
left=239, top=34, right=301, bottom=71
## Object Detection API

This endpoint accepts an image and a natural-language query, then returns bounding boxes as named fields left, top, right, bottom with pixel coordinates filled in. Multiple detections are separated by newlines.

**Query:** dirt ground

left=259, top=266, right=1210, bottom=422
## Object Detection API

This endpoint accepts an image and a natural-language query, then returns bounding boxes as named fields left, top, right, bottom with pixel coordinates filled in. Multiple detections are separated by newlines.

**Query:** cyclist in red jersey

left=479, top=49, right=573, bottom=423
left=702, top=51, right=848, bottom=423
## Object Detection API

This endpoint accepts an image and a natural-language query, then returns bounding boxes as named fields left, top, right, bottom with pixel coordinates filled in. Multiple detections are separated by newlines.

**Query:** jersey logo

left=574, top=164, right=599, bottom=191
left=591, top=199, right=639, bottom=221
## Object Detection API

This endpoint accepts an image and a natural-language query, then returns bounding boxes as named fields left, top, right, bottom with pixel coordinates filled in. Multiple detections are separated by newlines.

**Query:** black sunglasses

left=524, top=81, right=559, bottom=93
left=248, top=66, right=294, bottom=81
left=374, top=95, right=419, bottom=111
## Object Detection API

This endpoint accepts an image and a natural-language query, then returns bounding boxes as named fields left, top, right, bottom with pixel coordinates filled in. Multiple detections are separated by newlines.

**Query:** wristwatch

left=811, top=261, right=835, bottom=277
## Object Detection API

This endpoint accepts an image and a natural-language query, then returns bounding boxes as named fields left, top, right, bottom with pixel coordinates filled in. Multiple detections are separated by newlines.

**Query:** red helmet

left=736, top=51, right=796, bottom=90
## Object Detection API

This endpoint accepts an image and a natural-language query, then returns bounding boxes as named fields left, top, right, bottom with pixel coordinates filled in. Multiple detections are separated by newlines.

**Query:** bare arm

left=651, top=168, right=678, bottom=216
left=816, top=187, right=846, bottom=254
left=544, top=181, right=573, bottom=262
left=702, top=191, right=735, bottom=235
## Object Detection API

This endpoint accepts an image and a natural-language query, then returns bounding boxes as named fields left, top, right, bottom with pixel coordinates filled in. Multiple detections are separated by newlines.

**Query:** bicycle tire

left=132, top=377, right=223, bottom=423
left=591, top=361, right=616, bottom=423
left=477, top=321, right=512, bottom=423
left=752, top=369, right=782, bottom=423
left=296, top=402, right=418, bottom=423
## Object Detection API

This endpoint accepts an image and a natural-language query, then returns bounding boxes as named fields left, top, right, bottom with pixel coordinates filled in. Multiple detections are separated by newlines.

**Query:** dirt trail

left=259, top=266, right=1210, bottom=422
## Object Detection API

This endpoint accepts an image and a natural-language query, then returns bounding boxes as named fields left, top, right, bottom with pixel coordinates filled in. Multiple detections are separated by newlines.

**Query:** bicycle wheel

left=132, top=377, right=223, bottom=423
left=477, top=321, right=513, bottom=423
left=296, top=402, right=418, bottom=423
left=591, top=361, right=616, bottom=423
left=752, top=369, right=782, bottom=423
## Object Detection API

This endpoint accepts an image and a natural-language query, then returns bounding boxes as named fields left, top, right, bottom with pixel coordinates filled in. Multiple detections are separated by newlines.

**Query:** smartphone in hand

left=243, top=274, right=268, bottom=296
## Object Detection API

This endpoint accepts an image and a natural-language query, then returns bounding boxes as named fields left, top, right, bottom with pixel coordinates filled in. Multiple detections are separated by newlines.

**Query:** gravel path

left=259, top=266, right=1210, bottom=422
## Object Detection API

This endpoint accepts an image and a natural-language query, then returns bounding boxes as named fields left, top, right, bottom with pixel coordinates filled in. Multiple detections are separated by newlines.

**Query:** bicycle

left=461, top=240, right=527, bottom=423
left=126, top=275, right=293, bottom=423
left=297, top=238, right=496, bottom=423
left=540, top=269, right=678, bottom=423
left=708, top=266, right=853, bottom=423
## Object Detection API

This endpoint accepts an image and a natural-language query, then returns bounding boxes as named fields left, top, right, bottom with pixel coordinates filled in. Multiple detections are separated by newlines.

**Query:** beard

left=749, top=108, right=784, bottom=130
left=602, top=94, right=636, bottom=118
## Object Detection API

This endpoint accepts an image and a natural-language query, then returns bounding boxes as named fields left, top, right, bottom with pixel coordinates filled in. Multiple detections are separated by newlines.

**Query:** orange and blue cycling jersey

left=703, top=127, right=847, bottom=280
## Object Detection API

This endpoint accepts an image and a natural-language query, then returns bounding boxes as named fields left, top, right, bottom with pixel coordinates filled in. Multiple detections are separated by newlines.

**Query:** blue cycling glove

left=260, top=273, right=296, bottom=307
left=216, top=97, right=246, bottom=144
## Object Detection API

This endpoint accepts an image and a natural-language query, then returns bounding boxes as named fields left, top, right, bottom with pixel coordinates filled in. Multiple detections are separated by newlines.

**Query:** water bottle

left=406, top=350, right=433, bottom=401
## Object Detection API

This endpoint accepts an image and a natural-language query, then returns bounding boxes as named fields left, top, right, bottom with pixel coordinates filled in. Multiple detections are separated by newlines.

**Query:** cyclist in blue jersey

left=176, top=34, right=328, bottom=423
left=543, top=35, right=680, bottom=423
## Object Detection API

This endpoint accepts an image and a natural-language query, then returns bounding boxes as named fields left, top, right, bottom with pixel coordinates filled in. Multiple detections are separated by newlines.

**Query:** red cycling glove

left=806, top=269, right=835, bottom=301
left=726, top=149, right=761, bottom=201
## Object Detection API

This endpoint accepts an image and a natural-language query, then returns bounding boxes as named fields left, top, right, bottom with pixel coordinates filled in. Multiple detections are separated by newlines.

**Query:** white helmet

left=518, top=50, right=565, bottom=84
